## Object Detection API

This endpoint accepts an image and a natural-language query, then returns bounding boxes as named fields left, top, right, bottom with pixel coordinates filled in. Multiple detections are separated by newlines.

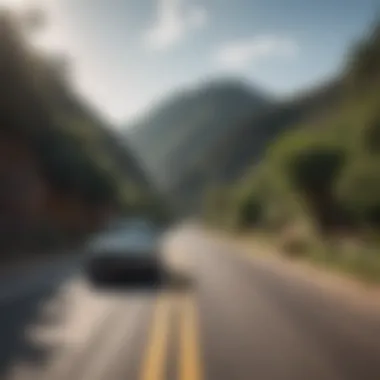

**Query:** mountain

left=124, top=74, right=344, bottom=212
left=172, top=78, right=344, bottom=210
left=127, top=21, right=379, bottom=217
left=125, top=79, right=272, bottom=195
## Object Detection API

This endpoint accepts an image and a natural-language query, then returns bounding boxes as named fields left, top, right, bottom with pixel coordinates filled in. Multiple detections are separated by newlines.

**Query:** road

left=1, top=227, right=380, bottom=380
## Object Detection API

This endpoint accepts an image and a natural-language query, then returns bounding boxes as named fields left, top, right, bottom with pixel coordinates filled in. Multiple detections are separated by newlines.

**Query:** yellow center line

left=179, top=293, right=203, bottom=380
left=140, top=293, right=173, bottom=380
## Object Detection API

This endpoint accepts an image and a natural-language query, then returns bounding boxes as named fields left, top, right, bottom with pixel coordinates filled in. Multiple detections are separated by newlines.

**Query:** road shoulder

left=212, top=231, right=380, bottom=312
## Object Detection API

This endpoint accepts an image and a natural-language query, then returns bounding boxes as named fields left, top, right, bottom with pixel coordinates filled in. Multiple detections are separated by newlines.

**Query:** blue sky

left=5, top=0, right=379, bottom=124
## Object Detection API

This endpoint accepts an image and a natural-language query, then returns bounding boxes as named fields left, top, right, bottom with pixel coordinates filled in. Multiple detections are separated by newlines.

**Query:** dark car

left=84, top=220, right=164, bottom=284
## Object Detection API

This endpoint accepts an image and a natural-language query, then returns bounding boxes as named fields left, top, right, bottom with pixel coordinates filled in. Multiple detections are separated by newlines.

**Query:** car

left=83, top=220, right=164, bottom=285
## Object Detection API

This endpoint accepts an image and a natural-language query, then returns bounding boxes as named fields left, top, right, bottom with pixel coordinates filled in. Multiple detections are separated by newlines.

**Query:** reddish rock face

left=0, top=133, right=47, bottom=229
left=0, top=132, right=115, bottom=247
left=44, top=191, right=117, bottom=235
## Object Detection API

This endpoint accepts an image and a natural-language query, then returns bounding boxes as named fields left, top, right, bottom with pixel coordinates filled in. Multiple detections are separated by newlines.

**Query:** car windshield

left=106, top=218, right=155, bottom=233
left=87, top=223, right=155, bottom=246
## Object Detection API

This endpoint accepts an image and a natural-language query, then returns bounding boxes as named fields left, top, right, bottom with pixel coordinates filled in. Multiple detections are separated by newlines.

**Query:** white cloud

left=143, top=0, right=207, bottom=51
left=215, top=35, right=299, bottom=71
left=188, top=5, right=208, bottom=28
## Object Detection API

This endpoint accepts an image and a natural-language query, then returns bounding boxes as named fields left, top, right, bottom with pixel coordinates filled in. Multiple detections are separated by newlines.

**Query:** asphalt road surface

left=1, top=227, right=380, bottom=380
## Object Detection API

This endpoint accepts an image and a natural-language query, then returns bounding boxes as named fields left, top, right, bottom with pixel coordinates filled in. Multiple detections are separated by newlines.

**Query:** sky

left=1, top=0, right=379, bottom=125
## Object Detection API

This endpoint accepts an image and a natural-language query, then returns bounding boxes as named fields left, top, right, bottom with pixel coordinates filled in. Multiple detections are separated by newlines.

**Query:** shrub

left=278, top=222, right=314, bottom=258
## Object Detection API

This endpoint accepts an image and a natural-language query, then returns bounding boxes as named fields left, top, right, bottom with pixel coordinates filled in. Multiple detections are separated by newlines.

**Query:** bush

left=278, top=222, right=314, bottom=258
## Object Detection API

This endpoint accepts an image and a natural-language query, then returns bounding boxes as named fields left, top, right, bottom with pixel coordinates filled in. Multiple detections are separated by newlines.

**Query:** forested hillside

left=204, top=21, right=380, bottom=281
left=0, top=10, right=164, bottom=257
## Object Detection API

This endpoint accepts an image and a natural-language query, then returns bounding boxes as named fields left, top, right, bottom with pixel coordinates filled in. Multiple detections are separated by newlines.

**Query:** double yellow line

left=141, top=293, right=202, bottom=380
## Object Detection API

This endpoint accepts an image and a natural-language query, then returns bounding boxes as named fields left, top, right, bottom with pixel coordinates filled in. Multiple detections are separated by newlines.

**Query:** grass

left=208, top=218, right=380, bottom=284
left=232, top=225, right=380, bottom=284
left=309, top=242, right=380, bottom=284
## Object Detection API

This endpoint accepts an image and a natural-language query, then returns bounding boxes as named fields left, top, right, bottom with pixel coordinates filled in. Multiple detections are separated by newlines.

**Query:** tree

left=287, top=146, right=346, bottom=230
left=234, top=195, right=262, bottom=229
left=288, top=147, right=345, bottom=194
left=336, top=158, right=380, bottom=226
